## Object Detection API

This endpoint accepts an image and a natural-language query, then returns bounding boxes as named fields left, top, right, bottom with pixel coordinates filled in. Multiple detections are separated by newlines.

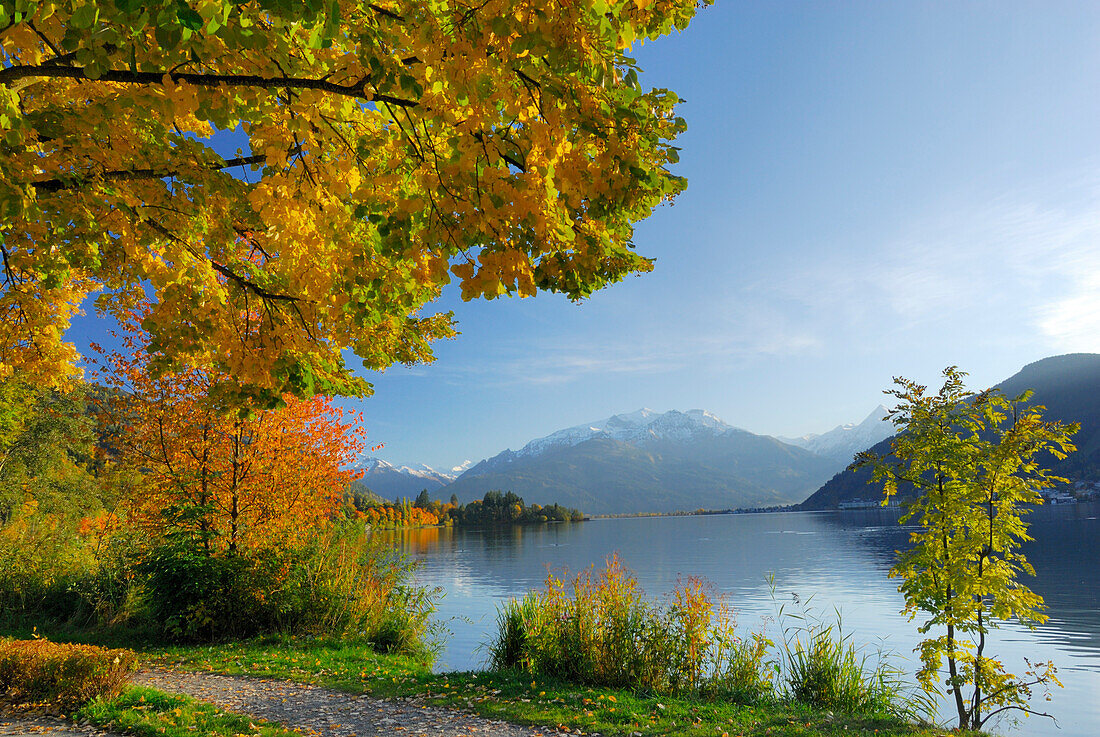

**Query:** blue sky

left=70, top=1, right=1100, bottom=470
left=348, top=1, right=1100, bottom=470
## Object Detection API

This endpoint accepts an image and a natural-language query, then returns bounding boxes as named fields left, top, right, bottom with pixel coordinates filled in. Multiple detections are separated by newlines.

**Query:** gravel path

left=133, top=668, right=557, bottom=737
left=0, top=714, right=121, bottom=737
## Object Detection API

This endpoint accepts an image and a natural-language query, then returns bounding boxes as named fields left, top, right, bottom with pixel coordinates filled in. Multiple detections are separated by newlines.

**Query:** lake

left=383, top=503, right=1100, bottom=736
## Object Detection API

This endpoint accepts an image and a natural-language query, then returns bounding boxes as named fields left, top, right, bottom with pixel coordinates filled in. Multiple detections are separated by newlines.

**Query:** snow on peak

left=356, top=456, right=461, bottom=482
left=779, top=406, right=893, bottom=461
left=511, top=408, right=737, bottom=459
left=356, top=456, right=393, bottom=472
left=403, top=462, right=443, bottom=476
left=603, top=408, right=658, bottom=431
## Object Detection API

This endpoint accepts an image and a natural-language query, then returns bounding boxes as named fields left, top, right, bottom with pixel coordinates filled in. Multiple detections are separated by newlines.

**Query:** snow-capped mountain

left=479, top=408, right=740, bottom=472
left=356, top=457, right=464, bottom=500
left=444, top=408, right=837, bottom=514
left=450, top=459, right=475, bottom=475
left=355, top=407, right=895, bottom=513
left=778, top=406, right=891, bottom=464
left=358, top=457, right=454, bottom=483
left=358, top=457, right=474, bottom=482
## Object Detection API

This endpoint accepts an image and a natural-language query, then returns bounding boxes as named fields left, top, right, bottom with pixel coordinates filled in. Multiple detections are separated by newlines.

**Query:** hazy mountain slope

left=992, top=354, right=1100, bottom=479
left=441, top=410, right=837, bottom=514
left=800, top=354, right=1100, bottom=510
left=348, top=479, right=385, bottom=504
left=779, top=406, right=891, bottom=464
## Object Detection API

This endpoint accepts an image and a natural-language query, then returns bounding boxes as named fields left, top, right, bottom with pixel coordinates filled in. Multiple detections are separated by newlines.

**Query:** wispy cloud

left=1036, top=270, right=1100, bottom=352
left=379, top=170, right=1100, bottom=389
left=425, top=321, right=823, bottom=388
left=760, top=171, right=1100, bottom=347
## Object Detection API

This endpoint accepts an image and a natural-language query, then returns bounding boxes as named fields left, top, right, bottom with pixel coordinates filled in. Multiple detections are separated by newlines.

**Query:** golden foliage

left=0, top=0, right=708, bottom=404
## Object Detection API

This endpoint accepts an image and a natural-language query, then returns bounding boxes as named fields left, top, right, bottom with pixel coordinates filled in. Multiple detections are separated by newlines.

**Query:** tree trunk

left=947, top=619, right=967, bottom=728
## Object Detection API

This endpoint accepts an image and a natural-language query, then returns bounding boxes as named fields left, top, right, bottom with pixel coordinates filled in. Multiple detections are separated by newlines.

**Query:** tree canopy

left=0, top=0, right=709, bottom=405
left=0, top=378, right=99, bottom=522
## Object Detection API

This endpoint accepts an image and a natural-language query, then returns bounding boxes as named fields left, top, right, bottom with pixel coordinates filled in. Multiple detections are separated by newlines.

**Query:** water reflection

left=382, top=505, right=1100, bottom=737
left=815, top=504, right=1100, bottom=658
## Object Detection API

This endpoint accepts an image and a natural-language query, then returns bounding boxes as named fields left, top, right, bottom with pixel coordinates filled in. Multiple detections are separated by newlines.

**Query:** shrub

left=0, top=506, right=96, bottom=627
left=140, top=522, right=436, bottom=654
left=266, top=522, right=437, bottom=653
left=70, top=523, right=148, bottom=628
left=489, top=593, right=542, bottom=672
left=707, top=626, right=775, bottom=702
left=783, top=624, right=893, bottom=712
left=490, top=558, right=915, bottom=717
left=0, top=638, right=137, bottom=711
left=488, top=555, right=773, bottom=698
left=139, top=539, right=257, bottom=641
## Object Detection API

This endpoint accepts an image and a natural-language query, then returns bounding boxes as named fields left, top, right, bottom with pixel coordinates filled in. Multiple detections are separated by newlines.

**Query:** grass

left=131, top=637, right=977, bottom=737
left=75, top=685, right=300, bottom=737
left=4, top=616, right=978, bottom=737
left=146, top=633, right=433, bottom=692
left=0, top=630, right=981, bottom=737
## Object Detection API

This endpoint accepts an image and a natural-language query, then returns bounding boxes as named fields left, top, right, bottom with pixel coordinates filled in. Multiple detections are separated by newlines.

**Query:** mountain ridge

left=439, top=408, right=839, bottom=514
left=777, top=405, right=892, bottom=463
left=355, top=457, right=473, bottom=500
left=799, top=354, right=1100, bottom=510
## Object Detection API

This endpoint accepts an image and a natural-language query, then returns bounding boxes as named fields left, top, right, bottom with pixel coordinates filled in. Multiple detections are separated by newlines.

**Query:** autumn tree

left=853, top=367, right=1077, bottom=730
left=0, top=0, right=709, bottom=404
left=94, top=326, right=366, bottom=554
left=0, top=378, right=100, bottom=522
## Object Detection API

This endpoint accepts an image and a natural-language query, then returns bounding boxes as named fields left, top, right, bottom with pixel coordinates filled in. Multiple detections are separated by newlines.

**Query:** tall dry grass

left=489, top=556, right=918, bottom=717
left=488, top=555, right=773, bottom=698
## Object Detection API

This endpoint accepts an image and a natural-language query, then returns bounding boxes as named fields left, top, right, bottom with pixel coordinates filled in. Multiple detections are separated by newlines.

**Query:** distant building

left=838, top=498, right=888, bottom=510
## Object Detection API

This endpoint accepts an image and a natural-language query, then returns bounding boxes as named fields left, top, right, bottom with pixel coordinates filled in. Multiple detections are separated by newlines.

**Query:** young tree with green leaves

left=0, top=378, right=100, bottom=522
left=853, top=367, right=1077, bottom=731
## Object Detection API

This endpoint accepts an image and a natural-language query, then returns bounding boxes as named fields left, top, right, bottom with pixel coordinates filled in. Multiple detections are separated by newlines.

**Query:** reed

left=771, top=583, right=917, bottom=719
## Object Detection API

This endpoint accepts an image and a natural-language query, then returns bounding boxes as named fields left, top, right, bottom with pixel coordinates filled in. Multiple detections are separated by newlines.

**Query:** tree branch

left=367, top=4, right=405, bottom=21
left=976, top=675, right=1052, bottom=707
left=31, top=150, right=294, bottom=194
left=979, top=704, right=1058, bottom=728
left=142, top=218, right=304, bottom=307
left=0, top=64, right=417, bottom=109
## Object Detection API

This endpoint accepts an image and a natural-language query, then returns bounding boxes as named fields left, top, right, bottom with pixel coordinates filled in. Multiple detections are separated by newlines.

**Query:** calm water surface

left=383, top=503, right=1100, bottom=736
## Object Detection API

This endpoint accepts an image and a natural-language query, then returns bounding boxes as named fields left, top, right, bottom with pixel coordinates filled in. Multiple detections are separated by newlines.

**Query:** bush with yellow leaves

left=0, top=638, right=137, bottom=711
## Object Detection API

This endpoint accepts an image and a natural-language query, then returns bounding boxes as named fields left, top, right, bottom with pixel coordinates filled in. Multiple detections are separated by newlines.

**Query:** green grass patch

left=138, top=638, right=975, bottom=737
left=4, top=627, right=977, bottom=737
left=145, top=634, right=433, bottom=691
left=75, top=685, right=299, bottom=737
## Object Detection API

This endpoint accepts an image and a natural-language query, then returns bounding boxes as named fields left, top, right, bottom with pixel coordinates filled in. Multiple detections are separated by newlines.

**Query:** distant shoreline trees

left=351, top=488, right=584, bottom=528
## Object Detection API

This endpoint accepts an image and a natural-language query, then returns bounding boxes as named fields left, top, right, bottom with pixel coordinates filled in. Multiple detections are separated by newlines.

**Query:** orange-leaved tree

left=94, top=326, right=365, bottom=554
